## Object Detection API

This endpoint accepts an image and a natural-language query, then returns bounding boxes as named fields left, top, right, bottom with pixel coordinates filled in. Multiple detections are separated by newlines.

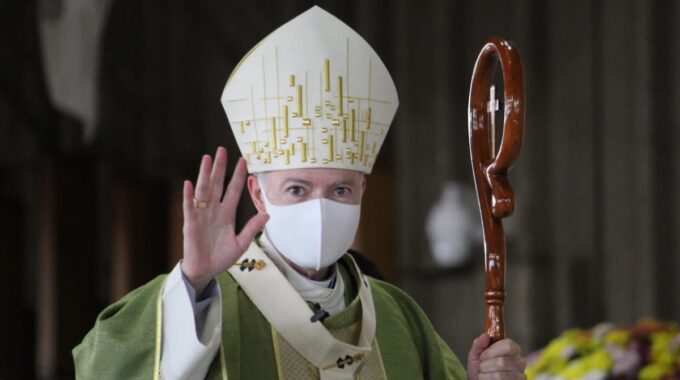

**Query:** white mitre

left=221, top=6, right=399, bottom=174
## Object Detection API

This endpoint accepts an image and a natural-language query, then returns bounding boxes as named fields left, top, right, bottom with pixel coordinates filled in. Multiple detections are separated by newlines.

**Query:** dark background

left=1, top=0, right=678, bottom=378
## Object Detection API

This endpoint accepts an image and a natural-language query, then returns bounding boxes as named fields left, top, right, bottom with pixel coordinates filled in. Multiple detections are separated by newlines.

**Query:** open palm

left=180, top=147, right=269, bottom=293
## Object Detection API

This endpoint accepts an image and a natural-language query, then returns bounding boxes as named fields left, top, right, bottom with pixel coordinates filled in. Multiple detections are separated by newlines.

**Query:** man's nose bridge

left=310, top=186, right=328, bottom=200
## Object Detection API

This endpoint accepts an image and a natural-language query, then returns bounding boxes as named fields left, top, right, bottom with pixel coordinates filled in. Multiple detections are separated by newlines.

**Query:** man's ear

left=247, top=175, right=266, bottom=213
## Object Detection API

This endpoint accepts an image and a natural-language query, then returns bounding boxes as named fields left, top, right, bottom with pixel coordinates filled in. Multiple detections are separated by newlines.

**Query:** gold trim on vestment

left=153, top=277, right=228, bottom=380
left=374, top=338, right=388, bottom=378
left=219, top=340, right=229, bottom=379
left=153, top=278, right=167, bottom=380
left=271, top=327, right=286, bottom=380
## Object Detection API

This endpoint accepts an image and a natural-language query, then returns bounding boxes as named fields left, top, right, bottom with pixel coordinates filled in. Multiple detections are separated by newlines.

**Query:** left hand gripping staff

left=468, top=36, right=525, bottom=344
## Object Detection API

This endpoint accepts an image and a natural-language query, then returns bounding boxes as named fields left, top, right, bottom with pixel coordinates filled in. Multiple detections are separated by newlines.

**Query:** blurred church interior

left=0, top=0, right=678, bottom=378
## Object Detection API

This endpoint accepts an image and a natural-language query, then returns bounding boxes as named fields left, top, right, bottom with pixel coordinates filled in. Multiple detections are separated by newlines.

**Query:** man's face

left=247, top=168, right=365, bottom=212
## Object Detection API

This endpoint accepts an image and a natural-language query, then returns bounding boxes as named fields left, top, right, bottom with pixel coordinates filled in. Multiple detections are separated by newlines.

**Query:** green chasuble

left=73, top=255, right=466, bottom=379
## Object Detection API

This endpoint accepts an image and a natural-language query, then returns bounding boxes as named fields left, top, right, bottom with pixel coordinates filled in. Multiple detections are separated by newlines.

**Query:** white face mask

left=259, top=180, right=361, bottom=270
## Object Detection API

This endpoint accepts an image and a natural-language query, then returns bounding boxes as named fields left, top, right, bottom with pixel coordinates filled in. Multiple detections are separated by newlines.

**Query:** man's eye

left=335, top=187, right=349, bottom=196
left=287, top=186, right=304, bottom=196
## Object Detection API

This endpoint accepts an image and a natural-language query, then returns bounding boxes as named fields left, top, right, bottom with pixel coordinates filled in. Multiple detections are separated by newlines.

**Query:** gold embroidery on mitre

left=221, top=6, right=398, bottom=174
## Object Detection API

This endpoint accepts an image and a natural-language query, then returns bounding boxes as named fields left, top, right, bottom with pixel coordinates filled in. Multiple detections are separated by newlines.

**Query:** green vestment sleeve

left=73, top=275, right=166, bottom=380
left=368, top=277, right=468, bottom=379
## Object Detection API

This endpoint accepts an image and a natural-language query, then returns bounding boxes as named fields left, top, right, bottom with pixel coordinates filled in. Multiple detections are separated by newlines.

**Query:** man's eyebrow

left=331, top=180, right=358, bottom=187
left=281, top=177, right=313, bottom=186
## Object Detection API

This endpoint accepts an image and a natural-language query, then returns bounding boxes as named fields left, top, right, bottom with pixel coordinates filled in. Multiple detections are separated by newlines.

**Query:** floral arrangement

left=525, top=319, right=680, bottom=380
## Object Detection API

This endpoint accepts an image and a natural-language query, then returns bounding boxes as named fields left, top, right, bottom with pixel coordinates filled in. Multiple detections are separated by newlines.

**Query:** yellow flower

left=526, top=329, right=596, bottom=380
left=603, top=330, right=630, bottom=348
left=639, top=363, right=673, bottom=380
left=527, top=321, right=680, bottom=379
left=649, top=332, right=679, bottom=365
left=560, top=350, right=612, bottom=380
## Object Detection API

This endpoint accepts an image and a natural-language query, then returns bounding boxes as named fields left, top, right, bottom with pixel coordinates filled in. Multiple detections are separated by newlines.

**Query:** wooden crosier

left=468, top=37, right=525, bottom=343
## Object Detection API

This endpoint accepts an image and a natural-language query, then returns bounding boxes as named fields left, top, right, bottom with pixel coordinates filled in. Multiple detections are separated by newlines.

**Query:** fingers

left=236, top=212, right=270, bottom=251
left=469, top=333, right=491, bottom=363
left=478, top=372, right=526, bottom=380
left=186, top=149, right=249, bottom=223
left=479, top=339, right=522, bottom=361
left=223, top=157, right=248, bottom=212
left=183, top=180, right=196, bottom=223
left=194, top=154, right=213, bottom=201
left=210, top=147, right=228, bottom=202
left=479, top=356, right=527, bottom=373
left=473, top=339, right=526, bottom=380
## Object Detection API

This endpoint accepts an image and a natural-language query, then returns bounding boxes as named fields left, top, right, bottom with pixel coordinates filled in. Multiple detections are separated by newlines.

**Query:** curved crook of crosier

left=467, top=36, right=525, bottom=343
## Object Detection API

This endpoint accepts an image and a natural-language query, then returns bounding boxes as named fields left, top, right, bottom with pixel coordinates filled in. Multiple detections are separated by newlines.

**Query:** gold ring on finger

left=193, top=197, right=209, bottom=209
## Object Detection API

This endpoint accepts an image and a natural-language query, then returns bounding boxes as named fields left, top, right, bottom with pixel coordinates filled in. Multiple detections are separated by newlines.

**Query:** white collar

left=259, top=233, right=346, bottom=316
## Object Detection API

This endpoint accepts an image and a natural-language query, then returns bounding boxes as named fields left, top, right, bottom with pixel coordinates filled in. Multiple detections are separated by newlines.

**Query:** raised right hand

left=180, top=147, right=269, bottom=293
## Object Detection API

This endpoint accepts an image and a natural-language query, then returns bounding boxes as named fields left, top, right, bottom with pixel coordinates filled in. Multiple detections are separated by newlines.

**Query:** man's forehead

left=260, top=168, right=364, bottom=184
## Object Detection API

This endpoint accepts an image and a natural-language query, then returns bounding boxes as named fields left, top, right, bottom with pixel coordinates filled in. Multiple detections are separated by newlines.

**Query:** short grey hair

left=254, top=172, right=269, bottom=187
